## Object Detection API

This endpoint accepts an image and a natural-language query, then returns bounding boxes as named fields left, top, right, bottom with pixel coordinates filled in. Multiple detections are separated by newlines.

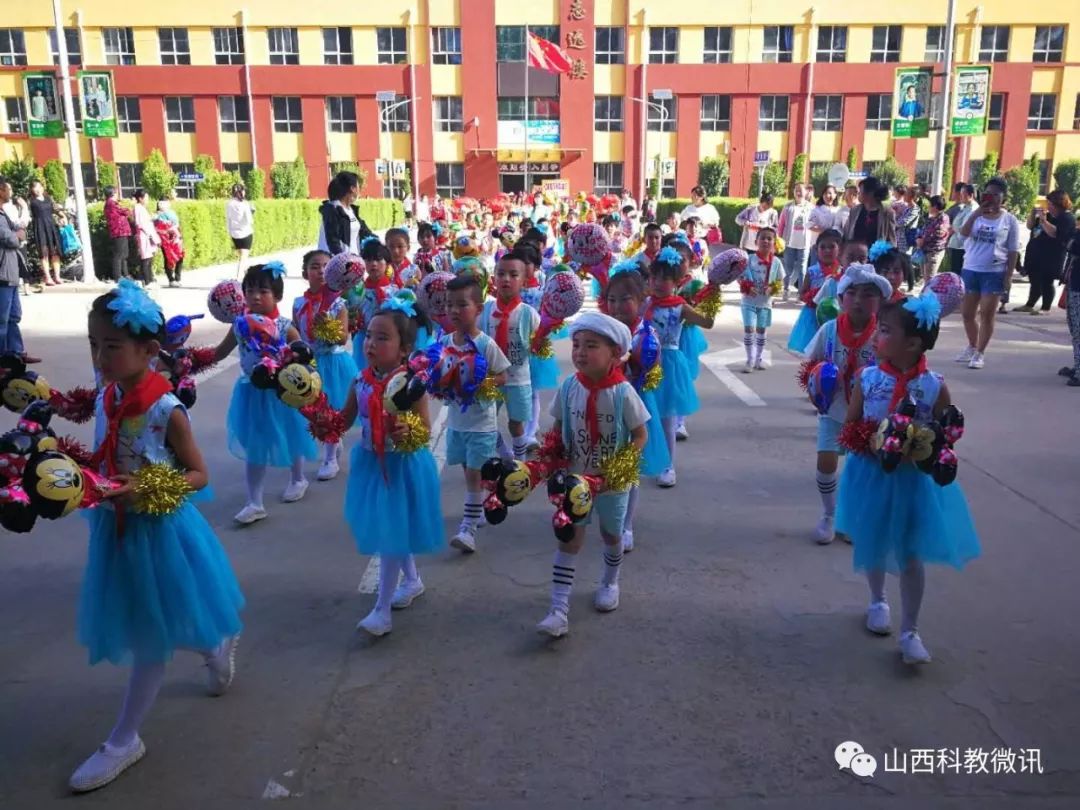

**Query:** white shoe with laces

left=536, top=609, right=569, bottom=637
left=866, top=601, right=892, bottom=635
left=754, top=357, right=769, bottom=370
left=621, top=530, right=634, bottom=553
left=281, top=478, right=309, bottom=503
left=899, top=630, right=932, bottom=664
left=657, top=467, right=677, bottom=488
left=742, top=361, right=754, bottom=374
left=69, top=737, right=146, bottom=793
left=356, top=609, right=392, bottom=636
left=450, top=521, right=477, bottom=553
left=234, top=504, right=267, bottom=525
left=954, top=346, right=976, bottom=363
left=594, top=583, right=620, bottom=612
left=968, top=351, right=985, bottom=370
left=675, top=423, right=689, bottom=441
left=391, top=578, right=425, bottom=609
left=815, top=515, right=835, bottom=545
left=206, top=634, right=239, bottom=696
left=317, top=457, right=340, bottom=481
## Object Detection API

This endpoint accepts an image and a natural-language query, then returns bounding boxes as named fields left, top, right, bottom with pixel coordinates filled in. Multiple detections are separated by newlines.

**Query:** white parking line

left=700, top=348, right=768, bottom=407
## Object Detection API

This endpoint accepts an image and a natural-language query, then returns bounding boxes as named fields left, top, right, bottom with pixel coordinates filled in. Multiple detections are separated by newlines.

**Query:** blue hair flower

left=670, top=232, right=691, bottom=247
left=381, top=290, right=418, bottom=318
left=610, top=259, right=643, bottom=277
left=264, top=260, right=287, bottom=279
left=431, top=222, right=443, bottom=237
left=868, top=239, right=895, bottom=263
left=108, top=279, right=164, bottom=335
left=536, top=222, right=550, bottom=235
left=359, top=235, right=380, bottom=252
left=657, top=246, right=683, bottom=267
left=904, top=293, right=942, bottom=329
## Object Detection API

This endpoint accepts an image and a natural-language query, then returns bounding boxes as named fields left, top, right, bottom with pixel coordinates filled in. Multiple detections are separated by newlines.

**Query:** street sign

left=392, top=160, right=407, bottom=178
left=77, top=70, right=118, bottom=138
left=661, top=159, right=676, bottom=179
left=375, top=159, right=388, bottom=177
left=753, top=150, right=770, bottom=166
left=651, top=88, right=673, bottom=100
left=21, top=72, right=64, bottom=138
left=178, top=172, right=204, bottom=183
left=541, top=178, right=571, bottom=198
left=375, top=90, right=397, bottom=103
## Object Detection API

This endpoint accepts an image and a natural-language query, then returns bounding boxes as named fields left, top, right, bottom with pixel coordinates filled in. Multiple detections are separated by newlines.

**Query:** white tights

left=868, top=561, right=926, bottom=634
left=245, top=459, right=307, bottom=506
left=661, top=416, right=677, bottom=470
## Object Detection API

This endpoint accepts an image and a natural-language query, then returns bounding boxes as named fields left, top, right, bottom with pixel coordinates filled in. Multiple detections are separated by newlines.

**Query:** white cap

left=569, top=312, right=632, bottom=355
left=836, top=262, right=893, bottom=299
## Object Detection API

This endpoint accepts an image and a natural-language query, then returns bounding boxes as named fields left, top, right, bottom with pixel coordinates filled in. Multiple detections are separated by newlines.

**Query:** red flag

left=527, top=32, right=572, bottom=74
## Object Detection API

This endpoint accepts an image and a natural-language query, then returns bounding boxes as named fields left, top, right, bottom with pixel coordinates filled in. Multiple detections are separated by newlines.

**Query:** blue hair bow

left=610, top=259, right=643, bottom=277
left=381, top=290, right=418, bottom=318
left=359, top=235, right=380, bottom=252
left=108, top=278, right=164, bottom=335
left=905, top=293, right=942, bottom=329
left=868, top=239, right=895, bottom=263
left=264, top=260, right=287, bottom=279
left=657, top=246, right=683, bottom=267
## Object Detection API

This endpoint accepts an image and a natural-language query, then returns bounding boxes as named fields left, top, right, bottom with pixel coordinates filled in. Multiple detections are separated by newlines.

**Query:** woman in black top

left=1061, top=223, right=1080, bottom=385
left=318, top=171, right=373, bottom=256
left=28, top=179, right=63, bottom=286
left=1016, top=189, right=1076, bottom=314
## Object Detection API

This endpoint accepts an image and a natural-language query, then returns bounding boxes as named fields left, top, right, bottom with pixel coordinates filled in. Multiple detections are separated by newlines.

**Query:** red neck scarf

left=525, top=275, right=541, bottom=289
left=365, top=273, right=391, bottom=304
left=880, top=356, right=928, bottom=412
left=646, top=294, right=685, bottom=322
left=836, top=313, right=877, bottom=402
left=266, top=305, right=280, bottom=320
left=493, top=296, right=521, bottom=356
left=820, top=261, right=840, bottom=279
left=889, top=288, right=906, bottom=303
left=576, top=368, right=627, bottom=447
left=643, top=247, right=659, bottom=261
left=361, top=365, right=404, bottom=482
left=392, top=259, right=410, bottom=287
left=756, top=250, right=774, bottom=267
left=297, top=287, right=337, bottom=340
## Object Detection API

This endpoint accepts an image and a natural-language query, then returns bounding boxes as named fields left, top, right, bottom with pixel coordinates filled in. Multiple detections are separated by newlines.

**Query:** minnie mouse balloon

left=325, top=253, right=365, bottom=293
left=21, top=450, right=85, bottom=520
left=539, top=266, right=585, bottom=322
left=708, top=249, right=750, bottom=286
left=418, top=271, right=455, bottom=333
left=567, top=223, right=611, bottom=267
left=207, top=280, right=247, bottom=324
left=922, top=272, right=964, bottom=319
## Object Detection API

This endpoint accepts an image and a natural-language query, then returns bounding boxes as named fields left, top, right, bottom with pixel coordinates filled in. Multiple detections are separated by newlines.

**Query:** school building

left=2, top=1, right=1079, bottom=200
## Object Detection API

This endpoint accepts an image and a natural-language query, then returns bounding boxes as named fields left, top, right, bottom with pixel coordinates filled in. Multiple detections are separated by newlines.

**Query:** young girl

left=415, top=222, right=452, bottom=275
left=538, top=312, right=649, bottom=637
left=385, top=228, right=416, bottom=287
left=647, top=247, right=715, bottom=487
left=837, top=296, right=981, bottom=664
left=72, top=280, right=243, bottom=792
left=350, top=238, right=400, bottom=371
left=667, top=237, right=707, bottom=441
left=788, top=228, right=843, bottom=353
left=871, top=241, right=912, bottom=304
left=814, top=239, right=870, bottom=310
left=215, top=262, right=318, bottom=524
left=292, top=249, right=358, bottom=481
left=341, top=296, right=445, bottom=636
left=739, top=227, right=784, bottom=373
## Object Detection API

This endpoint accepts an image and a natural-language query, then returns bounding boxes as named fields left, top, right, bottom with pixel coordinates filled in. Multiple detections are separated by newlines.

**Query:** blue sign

left=753, top=150, right=770, bottom=166
left=178, top=172, right=205, bottom=183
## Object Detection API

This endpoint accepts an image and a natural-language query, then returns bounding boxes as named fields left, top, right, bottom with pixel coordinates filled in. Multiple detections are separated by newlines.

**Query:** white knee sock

left=290, top=457, right=306, bottom=484
left=867, top=570, right=887, bottom=604
left=900, top=562, right=925, bottom=634
left=661, top=416, right=677, bottom=470
left=323, top=441, right=339, bottom=463
left=754, top=334, right=767, bottom=362
left=743, top=333, right=754, bottom=363
left=245, top=463, right=266, bottom=508
left=107, top=662, right=166, bottom=748
left=512, top=435, right=528, bottom=460
left=816, top=471, right=838, bottom=517
left=676, top=416, right=686, bottom=431
left=551, top=550, right=576, bottom=615
left=526, top=390, right=541, bottom=439
left=623, top=485, right=639, bottom=534
left=374, top=555, right=404, bottom=614
left=463, top=490, right=484, bottom=528
left=602, top=543, right=623, bottom=586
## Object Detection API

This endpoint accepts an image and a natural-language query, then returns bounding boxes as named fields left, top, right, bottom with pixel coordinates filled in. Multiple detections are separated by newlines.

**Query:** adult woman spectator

left=225, top=183, right=254, bottom=276
left=102, top=186, right=131, bottom=284
left=317, top=171, right=373, bottom=257
left=735, top=192, right=778, bottom=250
left=28, top=179, right=63, bottom=286
left=808, top=184, right=840, bottom=247
left=680, top=185, right=723, bottom=247
left=890, top=185, right=920, bottom=257
left=131, top=189, right=160, bottom=287
left=834, top=185, right=859, bottom=232
left=914, top=194, right=950, bottom=283
left=1015, top=190, right=1076, bottom=315
left=1062, top=234, right=1080, bottom=385
left=842, top=176, right=896, bottom=247
left=956, top=177, right=1021, bottom=369
left=0, top=176, right=37, bottom=360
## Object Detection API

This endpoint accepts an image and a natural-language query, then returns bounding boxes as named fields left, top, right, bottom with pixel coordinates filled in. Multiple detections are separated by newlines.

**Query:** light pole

left=376, top=91, right=418, bottom=200
left=933, top=0, right=958, bottom=193
left=629, top=89, right=671, bottom=202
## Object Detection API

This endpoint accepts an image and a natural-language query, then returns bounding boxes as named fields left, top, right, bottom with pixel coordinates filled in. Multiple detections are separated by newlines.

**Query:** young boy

left=662, top=210, right=680, bottom=235
left=480, top=249, right=540, bottom=461
left=539, top=312, right=649, bottom=637
left=739, top=227, right=784, bottom=372
left=385, top=228, right=416, bottom=287
left=443, top=275, right=511, bottom=553
left=802, top=263, right=891, bottom=544
left=638, top=222, right=663, bottom=266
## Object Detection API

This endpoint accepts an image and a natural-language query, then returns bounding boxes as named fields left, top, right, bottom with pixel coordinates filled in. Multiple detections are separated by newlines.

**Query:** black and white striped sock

left=463, top=490, right=483, bottom=527
left=602, top=543, right=622, bottom=586
left=754, top=333, right=767, bottom=362
left=743, top=333, right=754, bottom=363
left=551, top=550, right=576, bottom=615
left=816, top=471, right=838, bottom=516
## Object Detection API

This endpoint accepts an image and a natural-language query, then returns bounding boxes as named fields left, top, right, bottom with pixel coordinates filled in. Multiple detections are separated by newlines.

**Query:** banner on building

left=497, top=120, right=560, bottom=147
left=950, top=65, right=992, bottom=137
left=541, top=178, right=571, bottom=198
left=77, top=71, right=118, bottom=138
left=892, top=67, right=932, bottom=139
left=21, top=72, right=64, bottom=138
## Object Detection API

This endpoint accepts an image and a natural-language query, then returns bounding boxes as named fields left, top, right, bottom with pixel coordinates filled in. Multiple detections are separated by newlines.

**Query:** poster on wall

left=950, top=65, right=992, bottom=136
left=77, top=71, right=118, bottom=138
left=496, top=120, right=561, bottom=147
left=891, top=67, right=932, bottom=139
left=21, top=72, right=64, bottom=138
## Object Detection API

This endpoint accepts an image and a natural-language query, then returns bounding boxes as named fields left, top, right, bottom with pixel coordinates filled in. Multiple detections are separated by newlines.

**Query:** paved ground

left=2, top=260, right=1079, bottom=809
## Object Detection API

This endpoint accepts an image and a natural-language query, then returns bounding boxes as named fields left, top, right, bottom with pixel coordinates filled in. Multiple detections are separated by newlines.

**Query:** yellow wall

left=218, top=133, right=252, bottom=164
left=272, top=132, right=302, bottom=162
left=431, top=67, right=462, bottom=96
left=593, top=66, right=625, bottom=97
left=164, top=133, right=196, bottom=163
left=428, top=0, right=461, bottom=26
left=112, top=135, right=143, bottom=163
left=433, top=132, right=463, bottom=162
left=863, top=130, right=891, bottom=162
left=593, top=132, right=625, bottom=162
left=495, top=0, right=558, bottom=25
left=809, top=132, right=841, bottom=163
left=698, top=132, right=729, bottom=160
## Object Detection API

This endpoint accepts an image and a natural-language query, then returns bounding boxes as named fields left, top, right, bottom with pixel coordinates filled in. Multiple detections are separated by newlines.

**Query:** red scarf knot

left=493, top=296, right=521, bottom=357
left=362, top=365, right=405, bottom=483
left=836, top=313, right=877, bottom=402
left=364, top=274, right=391, bottom=305
left=645, top=295, right=685, bottom=323
left=880, top=356, right=929, bottom=413
left=298, top=287, right=338, bottom=341
left=575, top=368, right=627, bottom=448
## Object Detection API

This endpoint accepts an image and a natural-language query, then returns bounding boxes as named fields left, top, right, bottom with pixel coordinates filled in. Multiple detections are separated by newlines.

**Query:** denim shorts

left=446, top=429, right=498, bottom=470
left=741, top=303, right=773, bottom=330
left=961, top=269, right=1005, bottom=296
left=584, top=490, right=630, bottom=537
left=499, top=384, right=533, bottom=424
left=817, top=416, right=846, bottom=454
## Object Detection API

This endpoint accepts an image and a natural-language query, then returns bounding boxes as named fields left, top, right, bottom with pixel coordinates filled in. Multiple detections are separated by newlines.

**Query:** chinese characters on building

left=567, top=0, right=589, bottom=79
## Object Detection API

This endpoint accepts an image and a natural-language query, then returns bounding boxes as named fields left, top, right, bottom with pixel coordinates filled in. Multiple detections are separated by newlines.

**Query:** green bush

left=43, top=159, right=67, bottom=201
left=789, top=153, right=808, bottom=193
left=329, top=160, right=368, bottom=195
left=96, top=157, right=117, bottom=190
left=1004, top=154, right=1040, bottom=217
left=761, top=161, right=788, bottom=199
left=0, top=155, right=43, bottom=199
left=1052, top=159, right=1080, bottom=202
left=846, top=147, right=859, bottom=173
left=975, top=151, right=999, bottom=189
left=192, top=155, right=217, bottom=200
left=697, top=157, right=729, bottom=197
left=942, top=140, right=956, bottom=193
left=809, top=163, right=830, bottom=196
left=871, top=156, right=909, bottom=189
left=747, top=167, right=761, bottom=197
left=141, top=148, right=177, bottom=200
left=357, top=198, right=406, bottom=230
left=245, top=167, right=266, bottom=201
left=272, top=156, right=310, bottom=199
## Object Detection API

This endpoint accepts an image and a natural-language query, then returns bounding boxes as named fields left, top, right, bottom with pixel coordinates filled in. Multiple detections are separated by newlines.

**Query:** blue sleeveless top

left=860, top=365, right=943, bottom=423
left=292, top=295, right=347, bottom=356
left=650, top=304, right=684, bottom=349
left=93, top=389, right=185, bottom=475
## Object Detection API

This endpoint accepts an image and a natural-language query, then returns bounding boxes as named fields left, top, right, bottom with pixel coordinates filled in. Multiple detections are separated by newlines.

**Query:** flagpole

left=524, top=25, right=530, bottom=193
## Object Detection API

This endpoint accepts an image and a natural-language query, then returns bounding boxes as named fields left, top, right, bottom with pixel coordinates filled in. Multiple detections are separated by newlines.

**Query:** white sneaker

left=866, top=601, right=892, bottom=635
left=449, top=522, right=477, bottom=553
left=675, top=423, right=689, bottom=441
left=621, top=530, right=635, bottom=553
left=536, top=609, right=569, bottom=637
left=754, top=357, right=769, bottom=370
left=205, top=634, right=239, bottom=696
left=234, top=503, right=267, bottom=525
left=968, top=351, right=985, bottom=370
left=356, top=609, right=392, bottom=636
left=69, top=737, right=146, bottom=793
left=742, top=361, right=754, bottom=374
left=317, top=458, right=340, bottom=481
left=657, top=467, right=676, bottom=488
left=594, top=583, right=620, bottom=612
left=954, top=345, right=976, bottom=363
left=815, top=515, right=835, bottom=545
left=391, top=578, right=425, bottom=609
left=281, top=478, right=309, bottom=502
left=899, top=631, right=932, bottom=664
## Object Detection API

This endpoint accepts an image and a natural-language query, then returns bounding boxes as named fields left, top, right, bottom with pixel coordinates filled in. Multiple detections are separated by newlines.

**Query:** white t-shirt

left=736, top=205, right=779, bottom=250
left=808, top=204, right=839, bottom=245
left=948, top=201, right=978, bottom=249
left=479, top=300, right=540, bottom=388
left=679, top=202, right=721, bottom=228
left=549, top=377, right=649, bottom=476
left=225, top=199, right=253, bottom=239
left=442, top=332, right=511, bottom=433
left=783, top=201, right=813, bottom=249
left=804, top=319, right=876, bottom=424
left=963, top=213, right=1020, bottom=273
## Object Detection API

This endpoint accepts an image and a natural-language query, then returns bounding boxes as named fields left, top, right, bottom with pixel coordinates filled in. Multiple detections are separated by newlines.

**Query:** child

left=341, top=296, right=445, bottom=636
left=72, top=280, right=243, bottom=792
left=215, top=262, right=318, bottom=524
left=663, top=236, right=707, bottom=441
left=788, top=228, right=843, bottom=353
left=292, top=249, right=358, bottom=481
left=637, top=222, right=662, bottom=267
left=647, top=247, right=715, bottom=487
left=871, top=242, right=912, bottom=304
left=442, top=274, right=511, bottom=552
left=814, top=240, right=870, bottom=313
left=538, top=312, right=649, bottom=637
left=514, top=241, right=560, bottom=448
left=662, top=210, right=680, bottom=235
left=385, top=227, right=416, bottom=287
left=739, top=227, right=784, bottom=373
left=837, top=296, right=981, bottom=664
left=603, top=213, right=626, bottom=253
left=415, top=222, right=451, bottom=275
left=480, top=249, right=541, bottom=461
left=802, top=263, right=891, bottom=544
left=605, top=268, right=670, bottom=552
left=680, top=216, right=707, bottom=268
left=350, top=238, right=400, bottom=371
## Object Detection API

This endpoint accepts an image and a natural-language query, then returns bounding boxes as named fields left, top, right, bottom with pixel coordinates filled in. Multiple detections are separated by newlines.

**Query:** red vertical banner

left=559, top=0, right=594, bottom=193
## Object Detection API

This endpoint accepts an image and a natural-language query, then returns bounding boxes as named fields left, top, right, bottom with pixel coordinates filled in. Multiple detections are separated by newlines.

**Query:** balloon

left=0, top=484, right=37, bottom=533
left=207, top=280, right=247, bottom=324
left=21, top=450, right=85, bottom=520
left=325, top=253, right=365, bottom=293
left=163, top=313, right=204, bottom=352
left=628, top=321, right=660, bottom=391
left=234, top=313, right=282, bottom=357
left=547, top=470, right=596, bottom=543
left=382, top=366, right=426, bottom=415
left=816, top=297, right=840, bottom=326
left=708, top=249, right=750, bottom=286
left=567, top=223, right=611, bottom=267
left=452, top=235, right=480, bottom=260
left=922, top=272, right=964, bottom=318
left=539, top=265, right=585, bottom=322
left=418, top=271, right=455, bottom=333
left=806, top=360, right=839, bottom=415
left=276, top=358, right=323, bottom=409
left=0, top=354, right=52, bottom=413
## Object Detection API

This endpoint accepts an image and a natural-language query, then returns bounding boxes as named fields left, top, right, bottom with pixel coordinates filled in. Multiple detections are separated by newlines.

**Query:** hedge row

left=86, top=198, right=405, bottom=276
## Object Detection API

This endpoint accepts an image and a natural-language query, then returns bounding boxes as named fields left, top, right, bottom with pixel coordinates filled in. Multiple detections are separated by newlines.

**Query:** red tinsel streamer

left=49, top=387, right=97, bottom=424
left=838, top=420, right=878, bottom=456
left=57, top=436, right=94, bottom=467
left=187, top=346, right=220, bottom=376
left=300, top=393, right=347, bottom=444
left=538, top=427, right=569, bottom=475
left=796, top=359, right=814, bottom=392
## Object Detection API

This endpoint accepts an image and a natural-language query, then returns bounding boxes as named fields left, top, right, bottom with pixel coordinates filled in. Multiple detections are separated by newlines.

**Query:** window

left=322, top=27, right=354, bottom=65
left=871, top=25, right=902, bottom=62
left=1074, top=94, right=1080, bottom=129
left=0, top=29, right=27, bottom=66
left=759, top=95, right=789, bottom=131
left=49, top=27, right=82, bottom=66
left=213, top=27, right=245, bottom=65
left=648, top=27, right=679, bottom=64
left=924, top=26, right=945, bottom=62
left=496, top=25, right=557, bottom=62
left=763, top=25, right=793, bottom=63
left=3, top=98, right=26, bottom=134
left=165, top=96, right=195, bottom=133
left=704, top=27, right=732, bottom=63
left=812, top=95, right=842, bottom=131
left=222, top=162, right=254, bottom=178
left=867, top=94, right=892, bottom=130
left=1033, top=26, right=1065, bottom=62
left=979, top=26, right=1010, bottom=62
left=435, top=163, right=464, bottom=198
left=1028, top=94, right=1056, bottom=130
left=219, top=96, right=250, bottom=133
left=647, top=97, right=676, bottom=131
left=116, top=97, right=141, bottom=133
left=497, top=97, right=561, bottom=121
left=272, top=96, right=302, bottom=133
left=116, top=163, right=144, bottom=198
left=379, top=95, right=411, bottom=133
left=376, top=27, right=407, bottom=64
left=700, top=94, right=731, bottom=131
left=103, top=27, right=136, bottom=65
left=594, top=162, right=624, bottom=196
left=595, top=27, right=625, bottom=65
left=915, top=160, right=934, bottom=187
left=989, top=93, right=1004, bottom=130
left=158, top=28, right=191, bottom=65
left=658, top=177, right=676, bottom=199
left=172, top=162, right=196, bottom=199
left=594, top=96, right=623, bottom=132
left=816, top=26, right=847, bottom=62
left=326, top=96, right=357, bottom=133
left=1038, top=159, right=1052, bottom=195
left=268, top=28, right=299, bottom=65
left=433, top=96, right=463, bottom=132
left=431, top=27, right=461, bottom=65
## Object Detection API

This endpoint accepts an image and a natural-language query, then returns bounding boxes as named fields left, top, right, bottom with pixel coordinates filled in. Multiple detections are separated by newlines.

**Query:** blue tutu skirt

left=836, top=454, right=981, bottom=575
left=227, top=377, right=318, bottom=467
left=529, top=354, right=561, bottom=390
left=679, top=324, right=709, bottom=380
left=639, top=388, right=671, bottom=475
left=79, top=504, right=245, bottom=665
left=344, top=445, right=446, bottom=556
left=787, top=306, right=819, bottom=354
left=352, top=330, right=369, bottom=371
left=654, top=348, right=699, bottom=417
left=315, top=350, right=359, bottom=411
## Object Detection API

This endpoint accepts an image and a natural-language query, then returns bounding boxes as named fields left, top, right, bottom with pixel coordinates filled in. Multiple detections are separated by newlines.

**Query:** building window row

left=496, top=25, right=558, bottom=62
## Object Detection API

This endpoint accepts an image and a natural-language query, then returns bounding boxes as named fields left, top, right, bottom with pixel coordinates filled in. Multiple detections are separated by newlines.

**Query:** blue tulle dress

left=787, top=263, right=836, bottom=353
left=80, top=390, right=244, bottom=665
left=679, top=324, right=709, bottom=380
left=226, top=315, right=318, bottom=467
left=344, top=375, right=445, bottom=556
left=650, top=303, right=699, bottom=417
left=521, top=281, right=561, bottom=390
left=293, top=294, right=358, bottom=411
left=630, top=323, right=671, bottom=475
left=836, top=366, right=981, bottom=575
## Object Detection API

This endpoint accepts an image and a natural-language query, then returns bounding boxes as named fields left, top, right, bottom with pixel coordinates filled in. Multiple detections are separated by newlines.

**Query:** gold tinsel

left=599, top=444, right=642, bottom=492
left=312, top=314, right=346, bottom=345
left=642, top=364, right=663, bottom=392
left=130, top=463, right=194, bottom=516
left=477, top=377, right=505, bottom=403
left=532, top=336, right=554, bottom=359
left=393, top=410, right=430, bottom=453
left=696, top=287, right=723, bottom=320
left=768, top=280, right=783, bottom=297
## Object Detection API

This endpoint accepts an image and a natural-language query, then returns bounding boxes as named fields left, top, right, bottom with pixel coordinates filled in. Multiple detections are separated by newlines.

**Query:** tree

left=1053, top=159, right=1080, bottom=203
left=846, top=147, right=859, bottom=173
left=789, top=153, right=808, bottom=193
left=1003, top=155, right=1040, bottom=217
left=809, top=163, right=830, bottom=196
left=697, top=157, right=729, bottom=197
left=141, top=148, right=177, bottom=200
left=747, top=166, right=761, bottom=197
left=42, top=159, right=67, bottom=201
left=96, top=157, right=117, bottom=190
left=0, top=156, right=43, bottom=199
left=245, top=167, right=266, bottom=201
left=761, top=161, right=788, bottom=199
left=871, top=156, right=909, bottom=189
left=399, top=167, right=412, bottom=198
left=330, top=160, right=368, bottom=195
left=192, top=154, right=217, bottom=200
left=942, top=140, right=956, bottom=193
left=975, top=151, right=999, bottom=189
left=271, top=156, right=309, bottom=199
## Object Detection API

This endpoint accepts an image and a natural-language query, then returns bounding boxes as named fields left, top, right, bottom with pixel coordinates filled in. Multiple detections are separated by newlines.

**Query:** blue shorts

left=446, top=429, right=499, bottom=470
left=499, top=384, right=533, bottom=424
left=817, top=416, right=846, bottom=454
left=961, top=269, right=1005, bottom=296
left=584, top=490, right=629, bottom=537
left=741, top=303, right=773, bottom=330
